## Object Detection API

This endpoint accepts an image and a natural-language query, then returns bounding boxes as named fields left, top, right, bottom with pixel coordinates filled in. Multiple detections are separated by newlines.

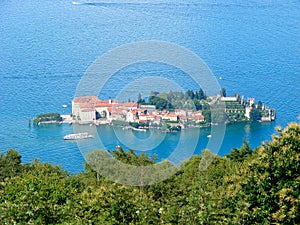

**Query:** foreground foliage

left=0, top=121, right=299, bottom=224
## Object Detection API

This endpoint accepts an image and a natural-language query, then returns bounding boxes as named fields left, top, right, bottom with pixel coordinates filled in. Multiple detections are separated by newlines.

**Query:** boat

left=62, top=104, right=68, bottom=108
left=207, top=134, right=212, bottom=138
left=72, top=1, right=81, bottom=5
left=64, top=132, right=93, bottom=140
left=132, top=127, right=147, bottom=132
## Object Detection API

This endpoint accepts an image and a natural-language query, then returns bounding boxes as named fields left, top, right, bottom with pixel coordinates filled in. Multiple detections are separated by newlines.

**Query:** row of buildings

left=72, top=95, right=275, bottom=125
left=71, top=96, right=205, bottom=125
left=221, top=95, right=276, bottom=122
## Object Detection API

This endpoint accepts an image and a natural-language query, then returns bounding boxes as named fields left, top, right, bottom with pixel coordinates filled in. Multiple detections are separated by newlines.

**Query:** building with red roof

left=72, top=96, right=206, bottom=124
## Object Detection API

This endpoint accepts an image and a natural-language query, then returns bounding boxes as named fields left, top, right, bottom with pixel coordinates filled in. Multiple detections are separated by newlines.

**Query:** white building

left=220, top=96, right=238, bottom=102
left=139, top=105, right=156, bottom=112
left=245, top=106, right=252, bottom=119
left=79, top=108, right=96, bottom=122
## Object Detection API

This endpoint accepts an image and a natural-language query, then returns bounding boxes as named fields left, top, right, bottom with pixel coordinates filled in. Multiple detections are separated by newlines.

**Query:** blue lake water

left=0, top=0, right=299, bottom=173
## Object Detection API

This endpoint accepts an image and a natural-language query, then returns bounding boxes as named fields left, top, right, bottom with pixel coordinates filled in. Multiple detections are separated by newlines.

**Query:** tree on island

left=167, top=90, right=174, bottom=103
left=257, top=100, right=263, bottom=110
left=220, top=87, right=226, bottom=97
left=148, top=93, right=173, bottom=111
left=185, top=90, right=195, bottom=100
left=137, top=93, right=145, bottom=104
left=250, top=107, right=262, bottom=121
left=33, top=112, right=62, bottom=124
left=193, top=99, right=202, bottom=110
left=202, top=103, right=211, bottom=123
left=198, top=88, right=206, bottom=100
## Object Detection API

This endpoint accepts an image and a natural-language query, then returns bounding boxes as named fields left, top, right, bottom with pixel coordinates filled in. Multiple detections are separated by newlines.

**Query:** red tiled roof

left=79, top=103, right=96, bottom=108
left=99, top=100, right=118, bottom=104
left=96, top=103, right=120, bottom=107
left=73, top=96, right=99, bottom=103
left=73, top=96, right=119, bottom=105
left=196, top=115, right=205, bottom=120
left=110, top=108, right=124, bottom=113
left=121, top=102, right=138, bottom=107
left=134, top=109, right=147, bottom=113
left=163, top=113, right=177, bottom=118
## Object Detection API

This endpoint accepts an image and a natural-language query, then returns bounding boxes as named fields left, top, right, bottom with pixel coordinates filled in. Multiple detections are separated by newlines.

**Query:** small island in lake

left=33, top=112, right=63, bottom=125
left=67, top=88, right=275, bottom=131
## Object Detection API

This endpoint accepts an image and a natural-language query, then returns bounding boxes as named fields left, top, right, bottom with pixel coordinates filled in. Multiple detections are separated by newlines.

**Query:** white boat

left=62, top=104, right=68, bottom=108
left=64, top=132, right=93, bottom=140
left=207, top=134, right=212, bottom=138
left=72, top=1, right=81, bottom=5
left=132, top=127, right=147, bottom=132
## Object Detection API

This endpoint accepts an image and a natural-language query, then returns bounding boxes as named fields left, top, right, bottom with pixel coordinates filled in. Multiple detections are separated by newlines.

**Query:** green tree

left=178, top=91, right=184, bottom=100
left=137, top=93, right=142, bottom=103
left=226, top=141, right=252, bottom=162
left=150, top=96, right=173, bottom=110
left=185, top=90, right=195, bottom=99
left=236, top=93, right=241, bottom=102
left=0, top=160, right=85, bottom=224
left=238, top=122, right=300, bottom=224
left=1, top=121, right=299, bottom=224
left=0, top=149, right=23, bottom=181
left=257, top=100, right=263, bottom=110
left=194, top=91, right=199, bottom=100
left=250, top=107, right=262, bottom=121
left=167, top=90, right=174, bottom=102
left=202, top=103, right=211, bottom=123
left=220, top=87, right=226, bottom=97
left=33, top=112, right=62, bottom=124
left=218, top=121, right=300, bottom=224
left=198, top=88, right=206, bottom=100
left=112, top=148, right=157, bottom=166
left=193, top=99, right=202, bottom=110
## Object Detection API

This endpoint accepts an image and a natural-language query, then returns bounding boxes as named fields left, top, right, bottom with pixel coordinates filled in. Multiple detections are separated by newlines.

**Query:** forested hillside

left=0, top=121, right=299, bottom=224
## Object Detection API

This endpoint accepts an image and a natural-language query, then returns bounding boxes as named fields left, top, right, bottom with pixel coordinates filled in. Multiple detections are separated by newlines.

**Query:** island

left=33, top=112, right=63, bottom=125
left=67, top=88, right=275, bottom=131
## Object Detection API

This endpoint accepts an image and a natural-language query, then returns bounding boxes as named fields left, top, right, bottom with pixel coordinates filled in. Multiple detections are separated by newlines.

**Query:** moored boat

left=132, top=127, right=147, bottom=132
left=64, top=132, right=93, bottom=140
